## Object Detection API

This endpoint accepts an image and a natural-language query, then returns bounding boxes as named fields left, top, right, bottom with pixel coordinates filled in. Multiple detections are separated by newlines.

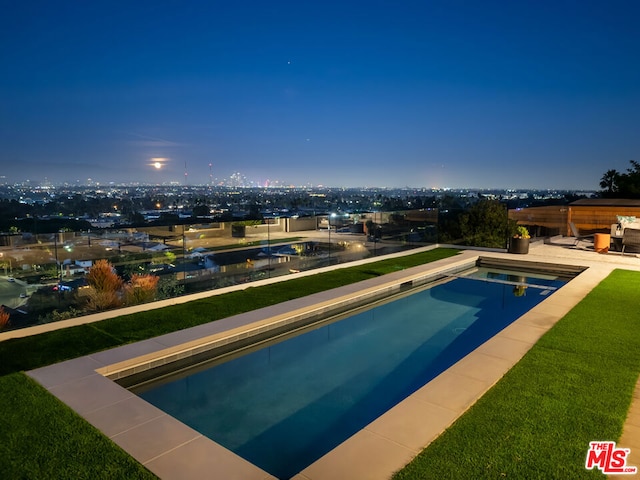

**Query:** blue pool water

left=137, top=269, right=566, bottom=479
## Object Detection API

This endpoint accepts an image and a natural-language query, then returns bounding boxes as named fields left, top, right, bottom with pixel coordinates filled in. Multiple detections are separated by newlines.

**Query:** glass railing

left=0, top=212, right=440, bottom=330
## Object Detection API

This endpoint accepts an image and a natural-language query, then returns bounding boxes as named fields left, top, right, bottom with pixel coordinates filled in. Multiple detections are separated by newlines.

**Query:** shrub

left=124, top=274, right=160, bottom=305
left=0, top=306, right=10, bottom=330
left=85, top=259, right=124, bottom=311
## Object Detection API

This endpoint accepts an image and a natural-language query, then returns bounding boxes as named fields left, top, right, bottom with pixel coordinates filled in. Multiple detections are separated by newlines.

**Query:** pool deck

left=26, top=240, right=640, bottom=479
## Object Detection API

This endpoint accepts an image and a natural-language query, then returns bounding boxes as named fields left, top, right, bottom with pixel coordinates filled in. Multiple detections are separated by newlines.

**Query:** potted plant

left=512, top=284, right=527, bottom=296
left=231, top=223, right=246, bottom=238
left=509, top=226, right=530, bottom=254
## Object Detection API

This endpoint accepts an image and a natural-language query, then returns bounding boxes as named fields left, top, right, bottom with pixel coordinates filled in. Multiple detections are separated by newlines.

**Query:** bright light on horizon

left=149, top=157, right=168, bottom=170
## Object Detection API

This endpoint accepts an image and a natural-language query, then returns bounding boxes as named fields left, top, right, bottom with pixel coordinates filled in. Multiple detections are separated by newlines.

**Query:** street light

left=182, top=224, right=187, bottom=282
left=328, top=213, right=336, bottom=264
left=372, top=211, right=378, bottom=257
left=53, top=233, right=62, bottom=305
left=53, top=234, right=60, bottom=283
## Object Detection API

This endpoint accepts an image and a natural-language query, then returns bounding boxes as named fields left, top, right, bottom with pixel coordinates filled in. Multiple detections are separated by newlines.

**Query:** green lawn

left=2, top=250, right=639, bottom=479
left=0, top=372, right=157, bottom=480
left=0, top=248, right=459, bottom=376
left=394, top=268, right=640, bottom=479
left=0, top=248, right=458, bottom=479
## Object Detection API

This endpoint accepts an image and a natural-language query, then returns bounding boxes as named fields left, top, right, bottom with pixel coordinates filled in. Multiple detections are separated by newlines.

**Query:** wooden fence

left=509, top=205, right=640, bottom=236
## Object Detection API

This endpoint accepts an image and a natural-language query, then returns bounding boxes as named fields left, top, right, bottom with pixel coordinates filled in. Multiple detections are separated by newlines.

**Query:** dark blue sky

left=1, top=1, right=638, bottom=188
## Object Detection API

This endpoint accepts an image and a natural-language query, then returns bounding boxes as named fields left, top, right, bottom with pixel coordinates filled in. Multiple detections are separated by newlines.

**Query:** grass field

left=0, top=248, right=459, bottom=479
left=393, top=268, right=640, bottom=479
left=2, top=250, right=639, bottom=479
left=0, top=248, right=459, bottom=376
left=0, top=372, right=158, bottom=479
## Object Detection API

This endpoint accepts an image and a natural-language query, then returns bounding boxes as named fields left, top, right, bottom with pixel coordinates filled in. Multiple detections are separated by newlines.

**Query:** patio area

left=538, top=233, right=640, bottom=266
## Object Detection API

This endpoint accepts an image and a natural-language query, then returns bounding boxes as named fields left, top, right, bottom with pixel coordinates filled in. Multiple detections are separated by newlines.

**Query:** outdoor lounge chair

left=622, top=228, right=640, bottom=255
left=569, top=222, right=594, bottom=249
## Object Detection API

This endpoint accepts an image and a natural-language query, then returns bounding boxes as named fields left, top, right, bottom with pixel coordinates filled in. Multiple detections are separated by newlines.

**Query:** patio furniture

left=611, top=218, right=640, bottom=251
left=611, top=230, right=623, bottom=251
left=622, top=228, right=640, bottom=255
left=569, top=222, right=594, bottom=249
left=593, top=233, right=610, bottom=254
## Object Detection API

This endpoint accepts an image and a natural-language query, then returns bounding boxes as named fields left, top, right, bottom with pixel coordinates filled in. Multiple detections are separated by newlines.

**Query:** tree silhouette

left=459, top=199, right=516, bottom=248
left=600, top=161, right=640, bottom=198
left=599, top=169, right=620, bottom=196
left=618, top=160, right=640, bottom=198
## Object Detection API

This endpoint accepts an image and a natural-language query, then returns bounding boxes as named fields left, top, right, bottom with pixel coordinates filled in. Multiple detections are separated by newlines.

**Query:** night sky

left=1, top=1, right=638, bottom=189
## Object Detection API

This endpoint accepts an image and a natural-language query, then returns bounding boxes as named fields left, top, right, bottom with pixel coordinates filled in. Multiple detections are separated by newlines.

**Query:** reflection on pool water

left=136, top=267, right=566, bottom=479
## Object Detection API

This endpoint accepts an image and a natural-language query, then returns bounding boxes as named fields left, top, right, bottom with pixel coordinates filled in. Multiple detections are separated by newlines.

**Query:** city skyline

left=1, top=1, right=639, bottom=189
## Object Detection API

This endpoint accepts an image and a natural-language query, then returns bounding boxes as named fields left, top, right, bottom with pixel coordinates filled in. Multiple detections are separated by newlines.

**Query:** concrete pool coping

left=26, top=249, right=629, bottom=479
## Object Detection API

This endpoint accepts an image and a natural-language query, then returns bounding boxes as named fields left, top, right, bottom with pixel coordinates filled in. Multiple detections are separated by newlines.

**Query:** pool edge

left=27, top=251, right=609, bottom=480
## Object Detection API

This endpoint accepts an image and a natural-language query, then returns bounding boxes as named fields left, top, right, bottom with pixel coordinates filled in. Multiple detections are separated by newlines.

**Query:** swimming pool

left=133, top=265, right=568, bottom=479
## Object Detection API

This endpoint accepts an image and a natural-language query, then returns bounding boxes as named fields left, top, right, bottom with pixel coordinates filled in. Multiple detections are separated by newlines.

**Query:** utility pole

left=328, top=215, right=331, bottom=264
left=182, top=224, right=186, bottom=282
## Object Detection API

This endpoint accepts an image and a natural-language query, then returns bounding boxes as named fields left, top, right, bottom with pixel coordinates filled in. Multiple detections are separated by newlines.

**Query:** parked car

left=7, top=276, right=15, bottom=282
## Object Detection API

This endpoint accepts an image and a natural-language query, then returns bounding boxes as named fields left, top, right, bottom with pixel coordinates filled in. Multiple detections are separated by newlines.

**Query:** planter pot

left=509, top=237, right=530, bottom=254
left=231, top=224, right=246, bottom=238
